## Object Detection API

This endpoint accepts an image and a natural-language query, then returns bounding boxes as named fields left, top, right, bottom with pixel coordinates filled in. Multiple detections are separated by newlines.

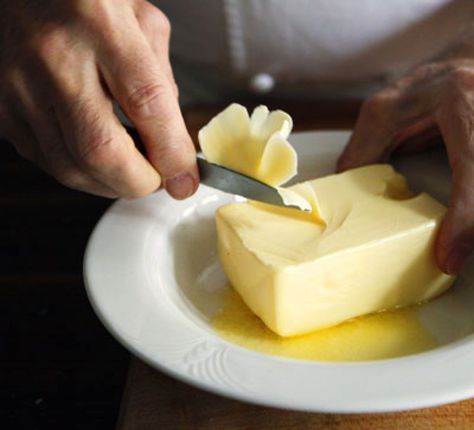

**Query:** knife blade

left=197, top=157, right=309, bottom=211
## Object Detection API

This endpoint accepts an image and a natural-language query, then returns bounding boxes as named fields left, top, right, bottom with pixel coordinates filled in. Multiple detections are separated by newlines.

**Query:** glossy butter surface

left=212, top=289, right=437, bottom=361
left=216, top=165, right=454, bottom=336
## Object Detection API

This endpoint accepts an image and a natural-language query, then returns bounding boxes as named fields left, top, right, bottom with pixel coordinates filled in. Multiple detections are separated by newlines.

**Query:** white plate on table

left=84, top=131, right=474, bottom=413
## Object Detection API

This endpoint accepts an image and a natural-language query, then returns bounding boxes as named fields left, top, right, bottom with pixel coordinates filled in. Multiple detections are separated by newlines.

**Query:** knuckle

left=451, top=65, right=474, bottom=81
left=410, top=62, right=446, bottom=83
left=125, top=81, right=167, bottom=118
left=358, top=90, right=398, bottom=136
left=51, top=166, right=85, bottom=189
left=152, top=9, right=171, bottom=38
left=78, top=134, right=124, bottom=171
left=79, top=3, right=122, bottom=45
left=361, top=93, right=389, bottom=122
left=447, top=66, right=474, bottom=93
left=76, top=0, right=114, bottom=26
left=136, top=1, right=171, bottom=42
left=31, top=26, right=70, bottom=63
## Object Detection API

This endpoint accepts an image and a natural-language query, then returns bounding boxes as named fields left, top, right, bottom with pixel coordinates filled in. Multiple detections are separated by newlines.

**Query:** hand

left=337, top=59, right=474, bottom=275
left=0, top=0, right=198, bottom=199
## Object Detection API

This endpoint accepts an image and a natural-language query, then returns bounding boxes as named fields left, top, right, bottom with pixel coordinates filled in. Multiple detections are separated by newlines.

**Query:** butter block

left=216, top=165, right=454, bottom=337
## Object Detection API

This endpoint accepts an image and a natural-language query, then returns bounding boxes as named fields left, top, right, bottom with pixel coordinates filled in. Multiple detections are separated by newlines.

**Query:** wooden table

left=117, top=359, right=474, bottom=430
left=116, top=102, right=474, bottom=430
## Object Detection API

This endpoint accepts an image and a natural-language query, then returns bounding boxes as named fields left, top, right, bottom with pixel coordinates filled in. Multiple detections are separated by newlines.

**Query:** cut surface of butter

left=276, top=187, right=313, bottom=213
left=216, top=164, right=455, bottom=337
left=277, top=182, right=326, bottom=223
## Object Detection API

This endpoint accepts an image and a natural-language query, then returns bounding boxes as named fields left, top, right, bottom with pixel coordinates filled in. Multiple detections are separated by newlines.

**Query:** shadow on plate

left=172, top=195, right=230, bottom=321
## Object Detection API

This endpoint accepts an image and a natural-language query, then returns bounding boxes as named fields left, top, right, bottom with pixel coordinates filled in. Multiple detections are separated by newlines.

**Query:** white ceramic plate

left=84, top=131, right=474, bottom=413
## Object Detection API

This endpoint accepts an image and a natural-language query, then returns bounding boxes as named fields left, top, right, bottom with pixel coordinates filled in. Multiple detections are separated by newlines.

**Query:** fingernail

left=445, top=244, right=471, bottom=275
left=165, top=173, right=196, bottom=199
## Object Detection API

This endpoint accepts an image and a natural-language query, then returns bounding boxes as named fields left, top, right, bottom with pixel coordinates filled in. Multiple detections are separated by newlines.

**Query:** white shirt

left=154, top=0, right=474, bottom=98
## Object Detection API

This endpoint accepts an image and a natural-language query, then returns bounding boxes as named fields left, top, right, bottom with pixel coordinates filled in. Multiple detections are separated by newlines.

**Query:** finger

left=53, top=57, right=161, bottom=199
left=336, top=91, right=399, bottom=172
left=436, top=164, right=474, bottom=275
left=37, top=109, right=119, bottom=198
left=135, top=0, right=178, bottom=97
left=98, top=11, right=198, bottom=200
left=0, top=104, right=44, bottom=166
left=337, top=65, right=446, bottom=172
left=7, top=69, right=119, bottom=197
left=435, top=98, right=474, bottom=274
left=337, top=93, right=437, bottom=171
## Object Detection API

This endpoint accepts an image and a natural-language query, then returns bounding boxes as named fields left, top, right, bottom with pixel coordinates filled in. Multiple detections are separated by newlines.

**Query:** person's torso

left=154, top=0, right=474, bottom=98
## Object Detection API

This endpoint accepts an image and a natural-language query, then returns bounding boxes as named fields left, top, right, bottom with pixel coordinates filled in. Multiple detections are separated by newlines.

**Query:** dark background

left=0, top=101, right=361, bottom=429
left=0, top=140, right=129, bottom=429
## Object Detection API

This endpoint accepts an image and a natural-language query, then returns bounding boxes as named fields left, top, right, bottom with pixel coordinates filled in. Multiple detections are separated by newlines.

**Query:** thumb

left=436, top=164, right=474, bottom=275
left=436, top=103, right=474, bottom=274
left=98, top=12, right=198, bottom=199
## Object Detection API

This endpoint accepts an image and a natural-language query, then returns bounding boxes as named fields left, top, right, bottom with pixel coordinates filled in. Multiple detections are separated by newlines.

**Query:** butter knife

left=197, top=157, right=310, bottom=212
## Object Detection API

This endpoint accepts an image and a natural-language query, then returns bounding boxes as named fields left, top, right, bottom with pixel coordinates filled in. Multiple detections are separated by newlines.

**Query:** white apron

left=153, top=0, right=474, bottom=101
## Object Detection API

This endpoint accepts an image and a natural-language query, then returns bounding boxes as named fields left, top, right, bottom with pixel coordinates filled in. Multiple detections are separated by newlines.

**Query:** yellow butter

left=212, top=289, right=438, bottom=361
left=198, top=103, right=296, bottom=187
left=216, top=165, right=454, bottom=337
left=199, top=103, right=323, bottom=217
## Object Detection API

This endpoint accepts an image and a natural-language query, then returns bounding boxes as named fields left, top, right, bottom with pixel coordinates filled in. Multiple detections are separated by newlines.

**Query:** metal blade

left=197, top=158, right=307, bottom=211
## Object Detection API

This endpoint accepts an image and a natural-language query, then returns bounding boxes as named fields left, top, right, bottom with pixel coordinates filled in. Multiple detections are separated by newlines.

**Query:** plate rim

left=83, top=130, right=474, bottom=413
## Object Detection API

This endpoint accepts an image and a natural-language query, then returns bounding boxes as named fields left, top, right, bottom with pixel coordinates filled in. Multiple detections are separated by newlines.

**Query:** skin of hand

left=0, top=0, right=199, bottom=199
left=337, top=56, right=474, bottom=276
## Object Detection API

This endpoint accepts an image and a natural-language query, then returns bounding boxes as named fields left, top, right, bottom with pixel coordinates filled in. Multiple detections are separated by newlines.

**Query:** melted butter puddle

left=212, top=289, right=437, bottom=362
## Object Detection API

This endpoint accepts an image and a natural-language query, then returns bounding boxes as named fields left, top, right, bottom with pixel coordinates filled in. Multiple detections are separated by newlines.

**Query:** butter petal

left=249, top=105, right=270, bottom=138
left=289, top=182, right=326, bottom=224
left=199, top=103, right=297, bottom=186
left=199, top=104, right=250, bottom=169
left=258, top=133, right=297, bottom=186
left=250, top=106, right=293, bottom=141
